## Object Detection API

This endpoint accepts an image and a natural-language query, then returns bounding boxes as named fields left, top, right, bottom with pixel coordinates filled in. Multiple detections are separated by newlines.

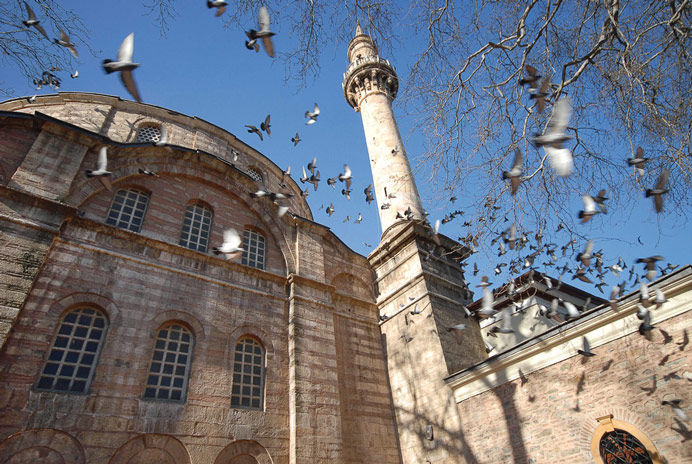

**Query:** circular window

left=600, top=429, right=653, bottom=463
left=136, top=125, right=162, bottom=143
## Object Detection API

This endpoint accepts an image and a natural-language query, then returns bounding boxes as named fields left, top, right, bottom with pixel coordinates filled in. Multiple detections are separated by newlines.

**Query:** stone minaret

left=344, top=26, right=487, bottom=463
left=342, top=24, right=424, bottom=237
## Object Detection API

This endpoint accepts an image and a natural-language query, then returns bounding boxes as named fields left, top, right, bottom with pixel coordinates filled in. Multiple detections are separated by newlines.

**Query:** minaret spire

left=342, top=28, right=424, bottom=238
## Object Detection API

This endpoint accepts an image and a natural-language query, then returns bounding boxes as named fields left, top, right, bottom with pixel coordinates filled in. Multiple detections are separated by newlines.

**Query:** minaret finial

left=355, top=20, right=363, bottom=37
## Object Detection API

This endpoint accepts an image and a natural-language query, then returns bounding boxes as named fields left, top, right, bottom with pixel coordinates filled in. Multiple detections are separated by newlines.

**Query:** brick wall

left=455, top=311, right=692, bottom=463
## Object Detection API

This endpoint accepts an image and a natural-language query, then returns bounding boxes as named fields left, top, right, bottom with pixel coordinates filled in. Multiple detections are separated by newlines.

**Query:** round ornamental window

left=136, top=125, right=161, bottom=143
left=599, top=429, right=653, bottom=464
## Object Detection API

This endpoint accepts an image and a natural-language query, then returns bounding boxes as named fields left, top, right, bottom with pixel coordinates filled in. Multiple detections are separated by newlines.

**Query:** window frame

left=241, top=229, right=266, bottom=270
left=35, top=307, right=109, bottom=395
left=106, top=188, right=150, bottom=233
left=179, top=201, right=213, bottom=253
left=142, top=322, right=194, bottom=403
left=230, top=336, right=266, bottom=410
left=591, top=415, right=663, bottom=464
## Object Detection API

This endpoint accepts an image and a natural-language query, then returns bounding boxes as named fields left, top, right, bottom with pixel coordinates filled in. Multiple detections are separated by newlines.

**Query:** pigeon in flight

left=636, top=256, right=664, bottom=281
left=260, top=114, right=271, bottom=136
left=578, top=195, right=600, bottom=223
left=339, top=164, right=352, bottom=189
left=86, top=146, right=112, bottom=178
left=327, top=176, right=338, bottom=189
left=326, top=203, right=334, bottom=216
left=577, top=336, right=596, bottom=357
left=253, top=6, right=275, bottom=58
left=291, top=132, right=301, bottom=146
left=54, top=28, right=78, bottom=58
left=207, top=0, right=227, bottom=16
left=529, top=77, right=550, bottom=113
left=447, top=324, right=468, bottom=344
left=533, top=96, right=573, bottom=176
left=627, top=147, right=648, bottom=177
left=519, top=64, right=542, bottom=92
left=646, top=169, right=670, bottom=213
left=245, top=125, right=263, bottom=141
left=662, top=400, right=689, bottom=422
left=364, top=184, right=374, bottom=204
left=244, top=31, right=260, bottom=52
left=22, top=2, right=49, bottom=40
left=354, top=213, right=362, bottom=224
left=103, top=33, right=142, bottom=103
left=213, top=228, right=243, bottom=261
left=250, top=190, right=293, bottom=202
left=305, top=103, right=320, bottom=125
left=70, top=70, right=79, bottom=79
left=502, top=149, right=522, bottom=195
left=576, top=240, right=594, bottom=267
left=138, top=167, right=159, bottom=177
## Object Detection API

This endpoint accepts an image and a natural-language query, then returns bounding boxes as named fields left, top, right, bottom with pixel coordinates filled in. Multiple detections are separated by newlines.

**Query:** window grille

left=241, top=229, right=265, bottom=270
left=136, top=125, right=161, bottom=143
left=231, top=337, right=265, bottom=409
left=179, top=203, right=213, bottom=252
left=36, top=308, right=108, bottom=393
left=246, top=167, right=263, bottom=183
left=106, top=189, right=149, bottom=233
left=599, top=429, right=653, bottom=464
left=143, top=324, right=193, bottom=402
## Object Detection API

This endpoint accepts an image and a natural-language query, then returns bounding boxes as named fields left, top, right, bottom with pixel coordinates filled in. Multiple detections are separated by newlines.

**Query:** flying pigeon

left=529, top=77, right=550, bottom=113
left=326, top=203, right=334, bottom=216
left=254, top=6, right=275, bottom=57
left=364, top=184, right=374, bottom=204
left=307, top=157, right=317, bottom=175
left=54, top=28, right=78, bottom=58
left=662, top=400, right=689, bottom=422
left=85, top=146, right=112, bottom=178
left=502, top=149, right=522, bottom=195
left=103, top=33, right=142, bottom=103
left=339, top=164, right=352, bottom=189
left=447, top=324, right=468, bottom=344
left=207, top=0, right=227, bottom=16
left=593, top=189, right=608, bottom=214
left=533, top=96, right=573, bottom=176
left=213, top=228, right=243, bottom=261
left=244, top=31, right=259, bottom=52
left=519, top=64, right=542, bottom=91
left=627, top=147, right=648, bottom=177
left=577, top=336, right=595, bottom=357
left=354, top=213, right=362, bottom=224
left=245, top=125, right=263, bottom=141
left=260, top=114, right=271, bottom=136
left=291, top=132, right=301, bottom=146
left=305, top=103, right=320, bottom=125
left=636, top=256, right=664, bottom=281
left=138, top=167, right=159, bottom=177
left=70, top=70, right=79, bottom=79
left=578, top=195, right=600, bottom=223
left=576, top=240, right=594, bottom=267
left=22, top=3, right=49, bottom=40
left=646, top=169, right=670, bottom=213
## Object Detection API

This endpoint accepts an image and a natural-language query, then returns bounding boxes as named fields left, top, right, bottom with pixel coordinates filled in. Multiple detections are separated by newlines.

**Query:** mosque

left=0, top=26, right=689, bottom=463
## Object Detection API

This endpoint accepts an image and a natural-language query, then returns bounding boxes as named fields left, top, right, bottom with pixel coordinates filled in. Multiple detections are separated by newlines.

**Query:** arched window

left=231, top=337, right=265, bottom=409
left=144, top=323, right=193, bottom=402
left=246, top=167, right=263, bottom=183
left=591, top=415, right=662, bottom=464
left=179, top=202, right=213, bottom=252
left=136, top=124, right=162, bottom=143
left=241, top=229, right=265, bottom=270
left=36, top=308, right=108, bottom=393
left=106, top=188, right=149, bottom=233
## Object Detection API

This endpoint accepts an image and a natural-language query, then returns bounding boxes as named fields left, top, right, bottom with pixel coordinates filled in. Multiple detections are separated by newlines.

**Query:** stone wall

left=454, top=305, right=692, bottom=463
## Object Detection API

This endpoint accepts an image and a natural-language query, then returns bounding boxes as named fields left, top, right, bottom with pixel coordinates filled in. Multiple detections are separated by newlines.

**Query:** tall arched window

left=106, top=188, right=149, bottom=233
left=36, top=307, right=109, bottom=393
left=241, top=229, right=265, bottom=270
left=143, top=323, right=193, bottom=402
left=231, top=337, right=265, bottom=409
left=179, top=202, right=213, bottom=253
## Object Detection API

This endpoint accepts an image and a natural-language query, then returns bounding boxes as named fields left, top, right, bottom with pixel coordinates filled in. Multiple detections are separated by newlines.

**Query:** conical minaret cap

left=347, top=24, right=377, bottom=62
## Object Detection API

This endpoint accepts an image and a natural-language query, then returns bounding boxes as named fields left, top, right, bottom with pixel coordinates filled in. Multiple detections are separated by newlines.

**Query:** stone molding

left=446, top=266, right=692, bottom=402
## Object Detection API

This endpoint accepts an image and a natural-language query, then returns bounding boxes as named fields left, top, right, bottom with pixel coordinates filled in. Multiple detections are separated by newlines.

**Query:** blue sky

left=2, top=1, right=689, bottom=296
